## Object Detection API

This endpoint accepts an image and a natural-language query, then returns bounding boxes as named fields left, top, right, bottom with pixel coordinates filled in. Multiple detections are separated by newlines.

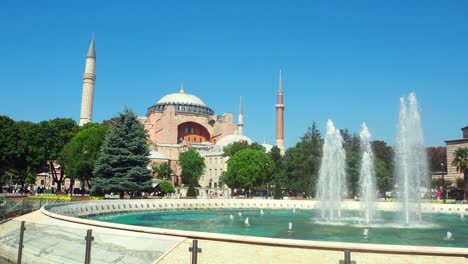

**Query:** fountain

left=238, top=212, right=242, bottom=217
left=244, top=217, right=250, bottom=226
left=395, top=93, right=429, bottom=225
left=363, top=228, right=369, bottom=239
left=260, top=209, right=264, bottom=216
left=229, top=214, right=234, bottom=221
left=359, top=123, right=377, bottom=225
left=288, top=222, right=293, bottom=233
left=445, top=232, right=453, bottom=240
left=317, top=120, right=346, bottom=221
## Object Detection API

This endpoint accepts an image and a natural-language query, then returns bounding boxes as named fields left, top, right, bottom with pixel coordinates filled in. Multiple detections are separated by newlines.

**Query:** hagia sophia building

left=78, top=37, right=285, bottom=195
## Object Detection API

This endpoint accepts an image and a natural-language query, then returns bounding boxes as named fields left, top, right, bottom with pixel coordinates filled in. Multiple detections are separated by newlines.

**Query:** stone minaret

left=238, top=96, right=244, bottom=136
left=79, top=36, right=96, bottom=126
left=275, top=69, right=285, bottom=154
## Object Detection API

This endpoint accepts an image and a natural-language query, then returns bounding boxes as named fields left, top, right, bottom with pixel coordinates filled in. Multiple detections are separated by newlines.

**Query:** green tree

left=179, top=148, right=205, bottom=186
left=346, top=151, right=360, bottom=197
left=269, top=146, right=285, bottom=198
left=38, top=118, right=78, bottom=191
left=452, top=147, right=468, bottom=199
left=152, top=163, right=173, bottom=180
left=427, top=146, right=446, bottom=172
left=0, top=116, right=17, bottom=179
left=283, top=122, right=322, bottom=196
left=223, top=141, right=265, bottom=157
left=375, top=158, right=392, bottom=192
left=92, top=108, right=152, bottom=195
left=371, top=140, right=394, bottom=175
left=158, top=181, right=175, bottom=194
left=222, top=148, right=274, bottom=196
left=8, top=121, right=43, bottom=190
left=60, top=123, right=109, bottom=192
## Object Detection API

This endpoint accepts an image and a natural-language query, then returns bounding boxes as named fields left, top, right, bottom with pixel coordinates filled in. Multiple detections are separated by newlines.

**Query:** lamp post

left=441, top=162, right=446, bottom=204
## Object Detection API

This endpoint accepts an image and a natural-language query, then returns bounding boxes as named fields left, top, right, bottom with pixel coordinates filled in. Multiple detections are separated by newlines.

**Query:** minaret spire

left=238, top=96, right=244, bottom=136
left=180, top=82, right=185, bottom=93
left=275, top=68, right=285, bottom=154
left=278, top=68, right=283, bottom=94
left=79, top=35, right=97, bottom=126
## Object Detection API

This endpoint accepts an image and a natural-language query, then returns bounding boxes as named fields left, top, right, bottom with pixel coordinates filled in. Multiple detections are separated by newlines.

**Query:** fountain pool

left=83, top=208, right=468, bottom=248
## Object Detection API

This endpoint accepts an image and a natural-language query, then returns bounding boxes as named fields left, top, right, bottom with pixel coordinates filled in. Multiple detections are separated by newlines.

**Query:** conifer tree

left=92, top=108, right=151, bottom=195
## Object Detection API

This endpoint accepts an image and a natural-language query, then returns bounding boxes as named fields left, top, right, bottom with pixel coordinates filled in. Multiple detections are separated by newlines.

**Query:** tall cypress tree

left=92, top=108, right=151, bottom=195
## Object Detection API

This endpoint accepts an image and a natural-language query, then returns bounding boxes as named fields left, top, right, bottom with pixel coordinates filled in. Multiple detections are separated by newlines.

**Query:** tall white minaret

left=79, top=35, right=96, bottom=126
left=238, top=96, right=244, bottom=136
left=275, top=69, right=285, bottom=154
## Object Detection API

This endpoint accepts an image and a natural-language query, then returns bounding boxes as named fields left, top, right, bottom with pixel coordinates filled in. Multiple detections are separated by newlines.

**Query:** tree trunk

left=464, top=170, right=468, bottom=201
left=49, top=161, right=65, bottom=192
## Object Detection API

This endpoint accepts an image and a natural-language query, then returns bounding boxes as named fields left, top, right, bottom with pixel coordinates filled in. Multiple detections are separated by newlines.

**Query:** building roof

left=157, top=92, right=206, bottom=106
left=147, top=87, right=215, bottom=116
left=148, top=150, right=168, bottom=160
left=445, top=138, right=468, bottom=144
left=86, top=36, right=95, bottom=58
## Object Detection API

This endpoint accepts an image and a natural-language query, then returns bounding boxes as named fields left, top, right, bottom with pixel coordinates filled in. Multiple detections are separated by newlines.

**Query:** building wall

left=144, top=107, right=235, bottom=145
left=446, top=141, right=468, bottom=181
left=200, top=154, right=228, bottom=188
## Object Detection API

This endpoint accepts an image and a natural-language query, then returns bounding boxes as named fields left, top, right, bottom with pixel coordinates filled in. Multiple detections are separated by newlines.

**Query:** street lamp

left=441, top=162, right=446, bottom=204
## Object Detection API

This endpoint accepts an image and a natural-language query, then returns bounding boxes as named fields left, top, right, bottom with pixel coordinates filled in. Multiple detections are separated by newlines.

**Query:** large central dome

left=147, top=85, right=214, bottom=116
left=157, top=92, right=206, bottom=106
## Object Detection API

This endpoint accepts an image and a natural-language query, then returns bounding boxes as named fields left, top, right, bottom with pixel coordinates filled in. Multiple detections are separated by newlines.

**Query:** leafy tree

left=223, top=141, right=265, bottom=157
left=92, top=108, right=152, bottom=195
left=152, top=163, right=173, bottom=180
left=451, top=147, right=468, bottom=199
left=158, top=181, right=175, bottom=194
left=375, top=158, right=392, bottom=192
left=283, top=122, right=322, bottom=196
left=273, top=180, right=283, bottom=199
left=0, top=116, right=17, bottom=178
left=60, top=123, right=109, bottom=191
left=37, top=118, right=78, bottom=191
left=222, top=148, right=274, bottom=196
left=269, top=146, right=285, bottom=197
left=179, top=148, right=205, bottom=186
left=427, top=146, right=446, bottom=172
left=8, top=121, right=43, bottom=190
left=371, top=140, right=394, bottom=175
left=346, top=151, right=360, bottom=197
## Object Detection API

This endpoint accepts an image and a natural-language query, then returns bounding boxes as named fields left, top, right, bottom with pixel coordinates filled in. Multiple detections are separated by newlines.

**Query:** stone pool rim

left=41, top=199, right=468, bottom=258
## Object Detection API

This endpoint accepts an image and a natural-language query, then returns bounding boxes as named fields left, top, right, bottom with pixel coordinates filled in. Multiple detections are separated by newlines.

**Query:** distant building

left=444, top=126, right=468, bottom=182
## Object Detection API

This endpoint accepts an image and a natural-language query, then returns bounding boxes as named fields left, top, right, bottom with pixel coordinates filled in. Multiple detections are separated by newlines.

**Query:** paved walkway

left=0, top=211, right=183, bottom=264
left=1, top=209, right=467, bottom=264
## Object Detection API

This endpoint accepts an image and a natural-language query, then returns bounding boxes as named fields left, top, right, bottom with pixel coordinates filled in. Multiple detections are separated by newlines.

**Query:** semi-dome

left=147, top=85, right=214, bottom=116
left=216, top=132, right=253, bottom=148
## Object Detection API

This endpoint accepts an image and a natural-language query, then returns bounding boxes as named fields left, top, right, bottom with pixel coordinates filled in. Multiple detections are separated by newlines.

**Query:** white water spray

left=317, top=120, right=346, bottom=221
left=359, top=123, right=377, bottom=225
left=395, top=93, right=429, bottom=225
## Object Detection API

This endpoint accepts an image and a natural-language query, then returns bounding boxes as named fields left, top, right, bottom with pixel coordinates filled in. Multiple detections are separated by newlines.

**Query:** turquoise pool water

left=84, top=209, right=468, bottom=248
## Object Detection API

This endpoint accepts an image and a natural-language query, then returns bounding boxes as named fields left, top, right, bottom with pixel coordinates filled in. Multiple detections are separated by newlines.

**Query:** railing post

left=84, top=229, right=94, bottom=264
left=189, top=239, right=202, bottom=264
left=344, top=250, right=351, bottom=264
left=339, top=249, right=356, bottom=264
left=17, top=221, right=26, bottom=264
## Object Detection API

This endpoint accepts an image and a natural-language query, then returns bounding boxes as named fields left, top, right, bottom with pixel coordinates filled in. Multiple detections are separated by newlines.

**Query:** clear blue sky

left=1, top=0, right=467, bottom=147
